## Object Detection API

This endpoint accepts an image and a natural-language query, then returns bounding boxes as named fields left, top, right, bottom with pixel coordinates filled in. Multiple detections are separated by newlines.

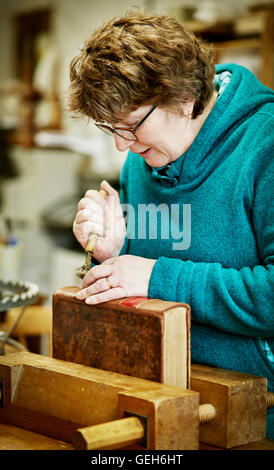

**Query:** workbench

left=0, top=351, right=273, bottom=451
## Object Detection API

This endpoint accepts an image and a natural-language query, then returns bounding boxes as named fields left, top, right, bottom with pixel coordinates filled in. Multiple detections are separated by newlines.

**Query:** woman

left=69, top=12, right=274, bottom=438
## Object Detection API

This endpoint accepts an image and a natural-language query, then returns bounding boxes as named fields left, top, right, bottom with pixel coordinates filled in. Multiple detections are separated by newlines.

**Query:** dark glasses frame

left=95, top=104, right=158, bottom=141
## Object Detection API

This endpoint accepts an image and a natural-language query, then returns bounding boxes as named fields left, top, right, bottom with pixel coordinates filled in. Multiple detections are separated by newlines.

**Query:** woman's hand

left=73, top=180, right=126, bottom=263
left=75, top=255, right=156, bottom=304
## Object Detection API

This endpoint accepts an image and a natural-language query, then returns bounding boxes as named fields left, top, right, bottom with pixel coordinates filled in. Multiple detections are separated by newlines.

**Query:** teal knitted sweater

left=119, top=64, right=274, bottom=438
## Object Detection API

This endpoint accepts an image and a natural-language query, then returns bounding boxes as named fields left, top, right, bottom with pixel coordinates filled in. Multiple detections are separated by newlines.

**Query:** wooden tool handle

left=73, top=416, right=144, bottom=450
left=85, top=188, right=107, bottom=253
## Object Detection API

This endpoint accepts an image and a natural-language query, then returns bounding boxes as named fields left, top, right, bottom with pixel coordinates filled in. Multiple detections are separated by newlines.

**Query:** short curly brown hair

left=68, top=11, right=215, bottom=123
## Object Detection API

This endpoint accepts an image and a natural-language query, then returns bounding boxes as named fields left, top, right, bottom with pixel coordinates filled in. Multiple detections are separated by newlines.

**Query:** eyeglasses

left=95, top=104, right=158, bottom=141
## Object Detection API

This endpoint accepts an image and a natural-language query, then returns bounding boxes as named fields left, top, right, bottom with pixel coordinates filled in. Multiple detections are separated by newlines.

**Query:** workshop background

left=0, top=0, right=273, bottom=354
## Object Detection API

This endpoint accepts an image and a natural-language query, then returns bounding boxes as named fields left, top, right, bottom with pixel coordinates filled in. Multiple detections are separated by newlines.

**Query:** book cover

left=52, top=286, right=191, bottom=389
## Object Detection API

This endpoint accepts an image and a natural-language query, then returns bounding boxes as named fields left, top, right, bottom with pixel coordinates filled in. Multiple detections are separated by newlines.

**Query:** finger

left=85, top=287, right=126, bottom=305
left=81, top=264, right=113, bottom=289
left=75, top=208, right=104, bottom=225
left=76, top=272, right=118, bottom=299
left=77, top=196, right=94, bottom=211
left=76, top=277, right=112, bottom=299
left=100, top=180, right=119, bottom=198
left=84, top=189, right=108, bottom=208
left=73, top=219, right=92, bottom=246
left=75, top=208, right=92, bottom=223
left=73, top=220, right=104, bottom=241
left=101, top=257, right=118, bottom=266
left=77, top=198, right=106, bottom=213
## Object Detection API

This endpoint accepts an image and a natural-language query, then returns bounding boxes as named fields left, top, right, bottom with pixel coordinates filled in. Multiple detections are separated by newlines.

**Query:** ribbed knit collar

left=151, top=69, right=232, bottom=187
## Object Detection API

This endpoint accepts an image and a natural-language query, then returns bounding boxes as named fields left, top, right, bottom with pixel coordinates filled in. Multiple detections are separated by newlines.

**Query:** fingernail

left=85, top=297, right=96, bottom=305
left=75, top=291, right=84, bottom=299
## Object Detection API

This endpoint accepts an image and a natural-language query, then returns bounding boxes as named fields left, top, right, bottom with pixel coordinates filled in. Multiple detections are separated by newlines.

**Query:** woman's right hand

left=73, top=180, right=126, bottom=263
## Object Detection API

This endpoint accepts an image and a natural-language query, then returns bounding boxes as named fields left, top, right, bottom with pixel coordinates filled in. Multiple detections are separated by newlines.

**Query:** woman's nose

left=113, top=133, right=134, bottom=152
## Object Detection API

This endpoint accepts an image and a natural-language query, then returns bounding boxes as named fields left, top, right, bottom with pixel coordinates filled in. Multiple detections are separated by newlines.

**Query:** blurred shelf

left=184, top=5, right=274, bottom=89
left=213, top=37, right=262, bottom=51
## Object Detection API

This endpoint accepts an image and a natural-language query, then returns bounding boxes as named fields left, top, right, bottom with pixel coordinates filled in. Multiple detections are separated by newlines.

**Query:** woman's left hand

left=75, top=255, right=156, bottom=304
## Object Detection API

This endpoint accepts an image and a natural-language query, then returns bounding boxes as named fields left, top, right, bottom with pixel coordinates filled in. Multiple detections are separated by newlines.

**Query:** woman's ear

left=180, top=99, right=195, bottom=120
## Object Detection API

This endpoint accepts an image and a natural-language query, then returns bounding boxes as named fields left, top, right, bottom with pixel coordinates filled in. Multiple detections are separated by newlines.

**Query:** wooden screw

left=267, top=392, right=274, bottom=409
left=199, top=391, right=274, bottom=426
left=73, top=392, right=274, bottom=450
left=73, top=416, right=144, bottom=450
left=199, top=403, right=216, bottom=424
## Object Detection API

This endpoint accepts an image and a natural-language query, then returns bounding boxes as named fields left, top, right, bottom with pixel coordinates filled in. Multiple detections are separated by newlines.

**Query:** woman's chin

left=138, top=149, right=169, bottom=167
left=138, top=148, right=153, bottom=159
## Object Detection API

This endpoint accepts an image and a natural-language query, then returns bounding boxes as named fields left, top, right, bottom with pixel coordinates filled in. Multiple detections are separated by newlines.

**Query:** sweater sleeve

left=148, top=151, right=274, bottom=338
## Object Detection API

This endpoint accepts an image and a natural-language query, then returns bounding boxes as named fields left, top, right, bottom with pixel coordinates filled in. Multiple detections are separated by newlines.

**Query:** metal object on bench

left=0, top=280, right=39, bottom=354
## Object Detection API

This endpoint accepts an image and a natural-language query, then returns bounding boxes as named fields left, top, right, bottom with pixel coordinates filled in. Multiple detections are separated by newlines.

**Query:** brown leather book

left=52, top=287, right=191, bottom=389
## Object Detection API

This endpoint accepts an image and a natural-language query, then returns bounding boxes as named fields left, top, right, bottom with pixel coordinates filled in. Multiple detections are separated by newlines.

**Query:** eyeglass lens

left=96, top=124, right=137, bottom=141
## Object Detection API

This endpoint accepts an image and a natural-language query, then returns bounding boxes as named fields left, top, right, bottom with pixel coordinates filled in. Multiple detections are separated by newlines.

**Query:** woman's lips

left=138, top=148, right=152, bottom=158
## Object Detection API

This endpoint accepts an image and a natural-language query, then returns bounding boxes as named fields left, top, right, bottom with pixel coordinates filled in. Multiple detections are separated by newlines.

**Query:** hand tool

left=75, top=188, right=107, bottom=279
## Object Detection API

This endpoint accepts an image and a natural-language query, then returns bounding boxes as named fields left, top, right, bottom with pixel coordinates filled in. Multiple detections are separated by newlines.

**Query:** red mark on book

left=119, top=297, right=149, bottom=308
